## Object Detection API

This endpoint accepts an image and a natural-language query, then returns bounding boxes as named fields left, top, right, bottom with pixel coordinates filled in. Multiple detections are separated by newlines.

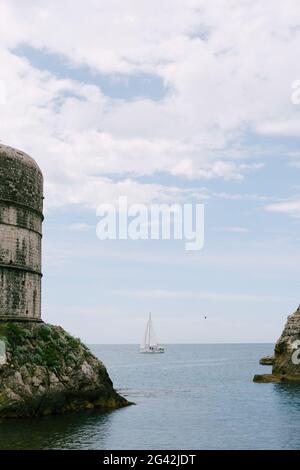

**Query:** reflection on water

left=0, top=344, right=299, bottom=450
left=274, top=383, right=300, bottom=404
left=271, top=383, right=300, bottom=450
left=0, top=409, right=114, bottom=450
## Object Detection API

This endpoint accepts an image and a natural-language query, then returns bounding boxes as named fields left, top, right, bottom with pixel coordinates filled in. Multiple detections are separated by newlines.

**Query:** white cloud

left=257, top=119, right=300, bottom=136
left=0, top=0, right=299, bottom=209
left=66, top=223, right=91, bottom=232
left=115, top=288, right=291, bottom=303
left=215, top=226, right=249, bottom=233
left=266, top=200, right=300, bottom=217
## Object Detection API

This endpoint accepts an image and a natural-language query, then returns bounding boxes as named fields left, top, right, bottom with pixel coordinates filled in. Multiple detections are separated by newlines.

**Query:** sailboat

left=140, top=313, right=165, bottom=353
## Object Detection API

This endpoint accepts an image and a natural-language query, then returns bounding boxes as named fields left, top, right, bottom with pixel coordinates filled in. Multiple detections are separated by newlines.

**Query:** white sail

left=140, top=313, right=164, bottom=353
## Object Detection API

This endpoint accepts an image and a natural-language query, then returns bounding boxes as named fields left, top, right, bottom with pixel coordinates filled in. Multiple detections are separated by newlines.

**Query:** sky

left=1, top=0, right=300, bottom=343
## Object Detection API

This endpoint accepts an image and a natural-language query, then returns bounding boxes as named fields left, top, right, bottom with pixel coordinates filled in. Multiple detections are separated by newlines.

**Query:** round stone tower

left=0, top=144, right=43, bottom=321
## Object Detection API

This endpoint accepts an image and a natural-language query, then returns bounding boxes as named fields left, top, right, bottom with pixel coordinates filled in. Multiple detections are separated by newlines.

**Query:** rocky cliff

left=0, top=322, right=129, bottom=417
left=254, top=305, right=300, bottom=383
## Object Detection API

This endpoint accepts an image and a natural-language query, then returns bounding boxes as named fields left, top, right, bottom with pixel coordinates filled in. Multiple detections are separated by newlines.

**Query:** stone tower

left=0, top=144, right=43, bottom=321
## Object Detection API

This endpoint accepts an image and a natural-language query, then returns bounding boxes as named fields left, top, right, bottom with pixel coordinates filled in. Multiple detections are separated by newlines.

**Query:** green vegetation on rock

left=0, top=322, right=130, bottom=418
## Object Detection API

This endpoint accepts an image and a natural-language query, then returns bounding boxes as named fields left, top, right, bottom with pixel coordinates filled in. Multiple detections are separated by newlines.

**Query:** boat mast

left=148, top=312, right=152, bottom=346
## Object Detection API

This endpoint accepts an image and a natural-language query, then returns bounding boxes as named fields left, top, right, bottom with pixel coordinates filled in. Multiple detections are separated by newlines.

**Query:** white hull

left=140, top=348, right=165, bottom=354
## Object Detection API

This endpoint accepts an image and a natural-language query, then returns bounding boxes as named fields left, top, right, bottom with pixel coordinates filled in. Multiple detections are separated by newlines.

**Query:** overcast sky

left=1, top=0, right=300, bottom=343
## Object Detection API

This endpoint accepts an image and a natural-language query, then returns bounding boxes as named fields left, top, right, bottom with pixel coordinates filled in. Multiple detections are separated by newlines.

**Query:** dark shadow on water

left=273, top=382, right=300, bottom=405
left=0, top=408, right=120, bottom=450
left=271, top=383, right=300, bottom=449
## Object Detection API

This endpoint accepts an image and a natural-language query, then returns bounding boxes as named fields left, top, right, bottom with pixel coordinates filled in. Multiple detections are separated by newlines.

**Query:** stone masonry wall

left=0, top=146, right=43, bottom=213
left=0, top=270, right=41, bottom=320
left=0, top=145, right=43, bottom=321
left=0, top=224, right=41, bottom=272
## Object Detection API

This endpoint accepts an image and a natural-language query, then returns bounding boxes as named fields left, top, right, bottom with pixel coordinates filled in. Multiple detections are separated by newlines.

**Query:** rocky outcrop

left=0, top=322, right=130, bottom=417
left=253, top=373, right=283, bottom=383
left=254, top=305, right=300, bottom=383
left=259, top=356, right=274, bottom=366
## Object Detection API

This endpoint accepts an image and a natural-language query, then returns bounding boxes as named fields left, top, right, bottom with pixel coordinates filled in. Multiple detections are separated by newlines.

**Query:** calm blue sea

left=0, top=344, right=300, bottom=450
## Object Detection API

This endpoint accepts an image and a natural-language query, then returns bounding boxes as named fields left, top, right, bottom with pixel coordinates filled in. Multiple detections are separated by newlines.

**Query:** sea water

left=0, top=344, right=299, bottom=450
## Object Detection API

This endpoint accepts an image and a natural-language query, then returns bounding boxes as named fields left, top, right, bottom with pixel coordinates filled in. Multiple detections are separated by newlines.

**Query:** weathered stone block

left=0, top=145, right=43, bottom=321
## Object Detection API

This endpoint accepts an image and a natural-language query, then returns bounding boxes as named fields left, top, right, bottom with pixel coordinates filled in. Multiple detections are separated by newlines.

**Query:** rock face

left=0, top=322, right=129, bottom=417
left=0, top=145, right=129, bottom=417
left=259, top=356, right=274, bottom=366
left=254, top=305, right=300, bottom=383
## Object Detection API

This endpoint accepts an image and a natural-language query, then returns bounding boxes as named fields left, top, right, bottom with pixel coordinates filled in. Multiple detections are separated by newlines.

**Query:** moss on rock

left=0, top=322, right=130, bottom=418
